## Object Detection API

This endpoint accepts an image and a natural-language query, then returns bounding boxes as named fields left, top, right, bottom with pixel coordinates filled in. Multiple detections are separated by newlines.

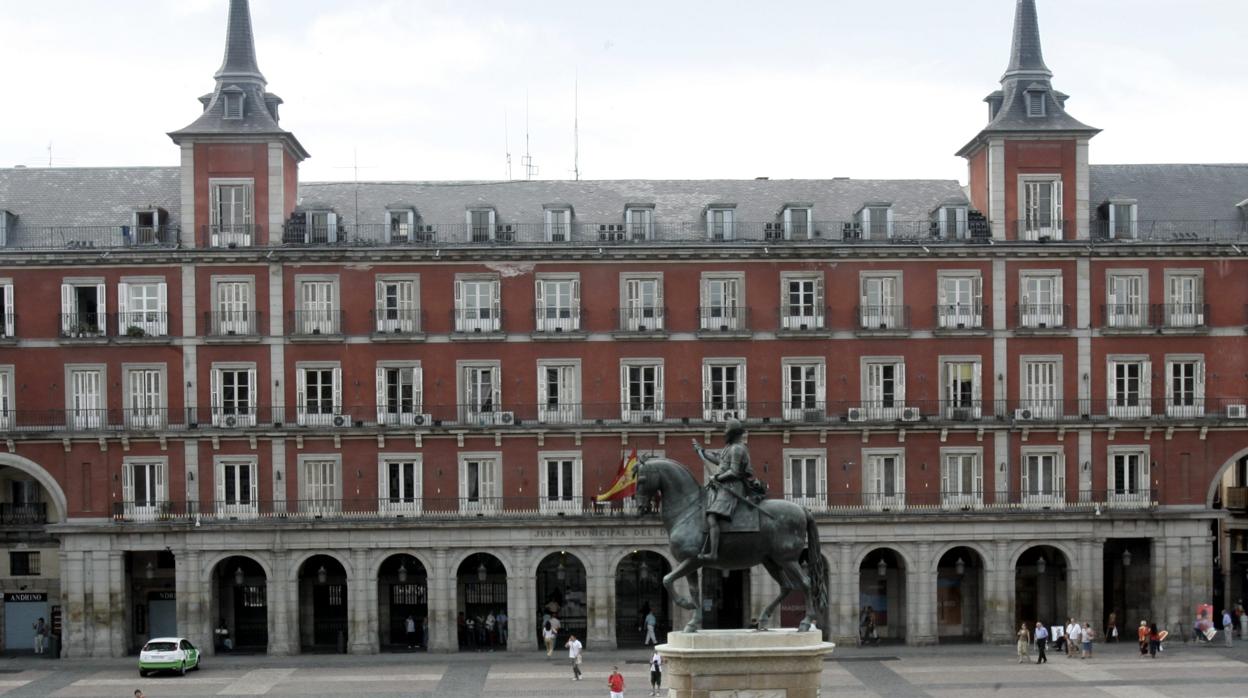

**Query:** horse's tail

left=805, top=510, right=829, bottom=614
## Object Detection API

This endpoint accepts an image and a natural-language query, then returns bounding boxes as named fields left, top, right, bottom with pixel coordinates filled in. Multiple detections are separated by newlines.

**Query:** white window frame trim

left=1106, top=354, right=1151, bottom=419
left=374, top=274, right=421, bottom=334
left=210, top=362, right=258, bottom=427
left=1106, top=445, right=1151, bottom=508
left=0, top=365, right=14, bottom=431
left=781, top=357, right=826, bottom=421
left=779, top=272, right=826, bottom=330
left=538, top=450, right=583, bottom=514
left=453, top=273, right=502, bottom=333
left=121, top=455, right=169, bottom=521
left=620, top=358, right=665, bottom=423
left=936, top=271, right=984, bottom=329
left=1162, top=269, right=1204, bottom=328
left=534, top=273, right=582, bottom=333
left=858, top=272, right=904, bottom=329
left=619, top=273, right=664, bottom=331
left=458, top=451, right=503, bottom=516
left=1018, top=174, right=1064, bottom=240
left=782, top=448, right=827, bottom=511
left=939, top=447, right=984, bottom=509
left=939, top=355, right=984, bottom=420
left=294, top=274, right=341, bottom=335
left=456, top=360, right=503, bottom=424
left=859, top=356, right=907, bottom=421
left=862, top=448, right=905, bottom=510
left=375, top=361, right=424, bottom=426
left=121, top=362, right=168, bottom=430
left=537, top=359, right=581, bottom=425
left=1019, top=270, right=1064, bottom=328
left=1018, top=355, right=1064, bottom=419
left=1020, top=446, right=1066, bottom=509
left=209, top=275, right=257, bottom=335
left=701, top=357, right=747, bottom=422
left=297, top=453, right=343, bottom=516
left=214, top=455, right=259, bottom=518
left=1105, top=270, right=1149, bottom=329
left=64, top=363, right=107, bottom=430
left=699, top=272, right=746, bottom=331
left=294, top=361, right=343, bottom=426
left=378, top=453, right=423, bottom=516
left=1163, top=353, right=1205, bottom=418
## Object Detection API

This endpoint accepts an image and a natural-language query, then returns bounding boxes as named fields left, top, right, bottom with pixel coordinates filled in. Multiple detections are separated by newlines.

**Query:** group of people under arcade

left=1017, top=618, right=1099, bottom=663
left=456, top=609, right=508, bottom=649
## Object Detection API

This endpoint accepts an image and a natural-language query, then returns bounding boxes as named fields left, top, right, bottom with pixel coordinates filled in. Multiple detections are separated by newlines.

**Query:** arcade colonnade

left=55, top=516, right=1212, bottom=657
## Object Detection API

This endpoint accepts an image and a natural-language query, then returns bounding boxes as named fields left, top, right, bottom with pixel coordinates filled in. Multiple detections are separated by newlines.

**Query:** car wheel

left=180, top=661, right=187, bottom=676
left=139, top=669, right=147, bottom=678
left=194, top=658, right=201, bottom=671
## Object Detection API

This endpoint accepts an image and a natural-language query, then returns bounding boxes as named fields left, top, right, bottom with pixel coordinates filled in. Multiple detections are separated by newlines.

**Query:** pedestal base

left=656, top=629, right=834, bottom=698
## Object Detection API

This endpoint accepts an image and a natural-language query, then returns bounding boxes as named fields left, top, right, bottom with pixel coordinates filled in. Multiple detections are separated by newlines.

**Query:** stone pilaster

left=908, top=542, right=936, bottom=645
left=349, top=548, right=371, bottom=654
left=426, top=548, right=453, bottom=652
left=1164, top=536, right=1184, bottom=636
left=176, top=550, right=206, bottom=652
left=984, top=540, right=1012, bottom=642
left=586, top=546, right=613, bottom=647
left=1087, top=538, right=1105, bottom=629
left=506, top=546, right=532, bottom=651
left=267, top=550, right=293, bottom=655
left=61, top=550, right=87, bottom=657
left=834, top=543, right=855, bottom=644
left=89, top=550, right=116, bottom=656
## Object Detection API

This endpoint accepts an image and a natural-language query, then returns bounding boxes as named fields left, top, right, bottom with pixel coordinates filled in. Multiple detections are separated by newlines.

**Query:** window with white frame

left=781, top=274, right=824, bottom=330
left=376, top=363, right=423, bottom=425
left=702, top=359, right=746, bottom=421
left=379, top=456, right=421, bottom=514
left=375, top=276, right=419, bottom=333
left=1106, top=200, right=1137, bottom=239
left=211, top=278, right=255, bottom=335
left=216, top=458, right=258, bottom=516
left=1019, top=272, right=1063, bottom=328
left=124, top=365, right=165, bottom=429
left=864, top=450, right=905, bottom=509
left=536, top=276, right=581, bottom=332
left=940, top=450, right=983, bottom=508
left=59, top=280, right=106, bottom=338
left=467, top=209, right=496, bottom=242
left=621, top=275, right=663, bottom=331
left=626, top=207, right=654, bottom=241
left=0, top=282, right=13, bottom=338
left=861, top=359, right=905, bottom=419
left=540, top=451, right=582, bottom=513
left=66, top=365, right=105, bottom=429
left=700, top=274, right=743, bottom=330
left=1106, top=273, right=1147, bottom=328
left=117, top=280, right=168, bottom=337
left=300, top=211, right=338, bottom=244
left=937, top=273, right=983, bottom=328
left=859, top=204, right=893, bottom=239
left=707, top=207, right=735, bottom=241
left=296, top=278, right=339, bottom=334
left=783, top=206, right=812, bottom=240
left=1020, top=357, right=1061, bottom=419
left=1164, top=271, right=1203, bottom=327
left=1021, top=449, right=1065, bottom=506
left=783, top=359, right=825, bottom=421
left=621, top=360, right=663, bottom=422
left=1020, top=176, right=1062, bottom=240
left=296, top=365, right=342, bottom=426
left=1165, top=356, right=1204, bottom=417
left=300, top=456, right=341, bottom=514
left=784, top=450, right=826, bottom=509
left=0, top=367, right=13, bottom=430
left=1108, top=447, right=1150, bottom=505
left=859, top=274, right=902, bottom=329
left=1025, top=90, right=1046, bottom=117
left=1108, top=357, right=1150, bottom=418
left=942, top=358, right=982, bottom=419
left=934, top=206, right=969, bottom=239
left=460, top=362, right=501, bottom=423
left=210, top=364, right=256, bottom=427
left=459, top=452, right=501, bottom=514
left=454, top=276, right=501, bottom=332
left=209, top=179, right=254, bottom=247
left=538, top=361, right=579, bottom=424
left=386, top=209, right=415, bottom=243
left=545, top=207, right=571, bottom=242
left=122, top=458, right=167, bottom=520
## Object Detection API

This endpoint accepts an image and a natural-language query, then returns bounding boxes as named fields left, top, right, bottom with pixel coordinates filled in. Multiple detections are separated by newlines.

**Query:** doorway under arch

left=535, top=551, right=586, bottom=649
left=936, top=547, right=984, bottom=643
left=378, top=553, right=427, bottom=651
left=456, top=553, right=507, bottom=650
left=615, top=551, right=671, bottom=648
left=859, top=548, right=906, bottom=644
left=211, top=555, right=268, bottom=653
left=1015, top=545, right=1068, bottom=628
left=298, top=554, right=348, bottom=653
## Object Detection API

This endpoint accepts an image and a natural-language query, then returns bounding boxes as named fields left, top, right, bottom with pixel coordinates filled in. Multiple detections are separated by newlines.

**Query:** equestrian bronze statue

left=632, top=419, right=828, bottom=633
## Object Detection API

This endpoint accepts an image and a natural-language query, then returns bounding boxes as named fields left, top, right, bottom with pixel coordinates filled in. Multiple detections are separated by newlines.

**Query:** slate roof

left=0, top=167, right=182, bottom=227
left=1089, top=164, right=1248, bottom=222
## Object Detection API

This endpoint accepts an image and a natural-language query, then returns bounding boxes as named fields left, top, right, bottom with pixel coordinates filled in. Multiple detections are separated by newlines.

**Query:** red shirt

left=608, top=672, right=624, bottom=691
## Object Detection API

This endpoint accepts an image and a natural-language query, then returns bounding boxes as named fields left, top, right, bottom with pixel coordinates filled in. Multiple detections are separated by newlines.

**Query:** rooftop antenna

left=47, top=141, right=52, bottom=167
left=522, top=91, right=539, bottom=180
left=573, top=72, right=580, bottom=181
left=504, top=108, right=513, bottom=181
left=332, top=148, right=377, bottom=224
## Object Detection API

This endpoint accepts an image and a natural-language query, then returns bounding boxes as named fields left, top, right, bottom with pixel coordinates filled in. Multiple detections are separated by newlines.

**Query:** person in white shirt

left=1066, top=619, right=1081, bottom=658
left=543, top=621, right=557, bottom=656
left=566, top=634, right=583, bottom=681
left=649, top=650, right=664, bottom=696
left=643, top=610, right=658, bottom=645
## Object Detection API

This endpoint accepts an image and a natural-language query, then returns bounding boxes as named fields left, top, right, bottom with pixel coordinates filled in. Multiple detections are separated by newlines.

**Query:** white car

left=138, top=637, right=201, bottom=676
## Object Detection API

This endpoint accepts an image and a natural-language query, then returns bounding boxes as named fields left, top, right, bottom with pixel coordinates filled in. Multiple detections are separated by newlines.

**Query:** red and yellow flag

left=595, top=449, right=640, bottom=502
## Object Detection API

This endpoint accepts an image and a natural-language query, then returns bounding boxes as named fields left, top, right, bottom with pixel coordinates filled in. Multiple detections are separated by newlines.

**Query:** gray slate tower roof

left=168, top=0, right=308, bottom=159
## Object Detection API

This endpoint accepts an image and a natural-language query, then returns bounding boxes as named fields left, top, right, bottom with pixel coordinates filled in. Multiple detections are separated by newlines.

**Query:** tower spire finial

left=1002, top=0, right=1051, bottom=81
left=214, top=0, right=265, bottom=85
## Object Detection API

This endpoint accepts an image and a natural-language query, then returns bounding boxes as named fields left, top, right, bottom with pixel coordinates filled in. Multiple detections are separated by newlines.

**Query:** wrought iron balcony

left=204, top=310, right=263, bottom=337
left=450, top=309, right=504, bottom=334
left=202, top=223, right=262, bottom=248
left=1090, top=219, right=1248, bottom=243
left=116, top=311, right=170, bottom=338
left=1152, top=303, right=1210, bottom=329
left=777, top=306, right=830, bottom=332
left=533, top=308, right=584, bottom=334
left=0, top=502, right=47, bottom=525
left=0, top=224, right=179, bottom=250
left=1100, top=303, right=1152, bottom=330
left=288, top=310, right=343, bottom=336
left=373, top=308, right=425, bottom=335
left=1014, top=303, right=1068, bottom=330
left=58, top=312, right=107, bottom=339
left=696, top=306, right=750, bottom=333
left=934, top=304, right=988, bottom=330
left=856, top=305, right=910, bottom=331
left=1014, top=220, right=1071, bottom=241
left=614, top=307, right=667, bottom=333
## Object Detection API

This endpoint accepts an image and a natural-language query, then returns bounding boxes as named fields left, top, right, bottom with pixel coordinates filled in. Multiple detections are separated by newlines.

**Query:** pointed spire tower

left=958, top=0, right=1098, bottom=241
left=170, top=0, right=308, bottom=247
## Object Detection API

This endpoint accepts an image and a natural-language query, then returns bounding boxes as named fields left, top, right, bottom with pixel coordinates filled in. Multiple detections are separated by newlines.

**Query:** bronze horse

left=633, top=457, right=828, bottom=633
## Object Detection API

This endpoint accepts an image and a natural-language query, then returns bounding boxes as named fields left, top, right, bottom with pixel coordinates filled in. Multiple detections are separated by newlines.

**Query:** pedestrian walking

left=649, top=649, right=664, bottom=696
left=33, top=617, right=46, bottom=654
left=1223, top=608, right=1233, bottom=647
left=485, top=611, right=497, bottom=647
left=566, top=634, right=584, bottom=681
left=1105, top=611, right=1118, bottom=643
left=643, top=609, right=658, bottom=646
left=1034, top=622, right=1048, bottom=663
left=1137, top=620, right=1149, bottom=656
left=1148, top=622, right=1160, bottom=658
left=405, top=614, right=417, bottom=649
left=1016, top=622, right=1031, bottom=663
left=422, top=615, right=429, bottom=649
left=498, top=610, right=509, bottom=645
left=1065, top=618, right=1081, bottom=658
left=608, top=665, right=625, bottom=698
left=1081, top=622, right=1094, bottom=659
left=543, top=621, right=557, bottom=656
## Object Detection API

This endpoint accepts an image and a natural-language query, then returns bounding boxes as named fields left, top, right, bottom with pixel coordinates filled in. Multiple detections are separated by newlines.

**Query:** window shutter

left=488, top=210, right=497, bottom=240
left=156, top=282, right=168, bottom=335
left=121, top=462, right=132, bottom=502
left=296, top=369, right=307, bottom=419
left=544, top=209, right=552, bottom=242
left=414, top=365, right=424, bottom=413
left=3, top=285, right=13, bottom=336
left=491, top=369, right=502, bottom=412
left=817, top=457, right=827, bottom=500
left=937, top=278, right=947, bottom=309
left=816, top=363, right=827, bottom=409
left=897, top=455, right=906, bottom=498
left=1164, top=361, right=1175, bottom=406
left=242, top=183, right=253, bottom=225
left=374, top=280, right=385, bottom=331
left=453, top=279, right=463, bottom=328
left=246, top=368, right=256, bottom=417
left=539, top=458, right=549, bottom=500
left=701, top=363, right=712, bottom=419
left=1056, top=453, right=1066, bottom=495
left=209, top=184, right=220, bottom=227
left=896, top=362, right=907, bottom=405
left=117, top=283, right=129, bottom=328
left=814, top=278, right=825, bottom=319
left=1054, top=275, right=1064, bottom=321
left=860, top=209, right=871, bottom=240
left=783, top=208, right=793, bottom=241
left=973, top=361, right=983, bottom=409
left=96, top=283, right=107, bottom=327
left=571, top=278, right=581, bottom=323
left=326, top=212, right=338, bottom=243
left=1128, top=204, right=1138, bottom=238
left=458, top=460, right=468, bottom=500
left=535, top=279, right=546, bottom=321
left=1107, top=204, right=1117, bottom=239
left=655, top=364, right=665, bottom=419
left=216, top=462, right=226, bottom=504
left=1196, top=361, right=1206, bottom=405
left=972, top=275, right=983, bottom=308
left=784, top=458, right=794, bottom=498
left=974, top=455, right=984, bottom=495
left=483, top=458, right=497, bottom=499
left=940, top=457, right=950, bottom=494
left=1053, top=180, right=1064, bottom=234
left=886, top=207, right=895, bottom=238
left=332, top=367, right=343, bottom=415
left=1106, top=361, right=1116, bottom=405
left=738, top=362, right=747, bottom=410
left=1020, top=456, right=1029, bottom=493
left=1141, top=361, right=1152, bottom=413
left=210, top=369, right=221, bottom=426
left=619, top=363, right=629, bottom=417
left=491, top=279, right=501, bottom=325
left=375, top=366, right=386, bottom=424
left=249, top=462, right=258, bottom=504
left=956, top=207, right=967, bottom=238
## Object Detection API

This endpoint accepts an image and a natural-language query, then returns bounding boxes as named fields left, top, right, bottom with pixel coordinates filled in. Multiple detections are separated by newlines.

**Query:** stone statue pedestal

left=657, top=628, right=834, bottom=698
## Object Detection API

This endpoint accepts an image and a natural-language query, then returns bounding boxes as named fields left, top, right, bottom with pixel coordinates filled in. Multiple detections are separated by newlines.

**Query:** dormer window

left=544, top=205, right=572, bottom=243
left=706, top=205, right=736, bottom=241
left=386, top=209, right=416, bottom=243
left=1025, top=90, right=1046, bottom=117
left=625, top=205, right=654, bottom=241
left=466, top=208, right=496, bottom=243
left=933, top=206, right=968, bottom=239
left=1105, top=200, right=1138, bottom=240
left=782, top=205, right=812, bottom=240
left=130, top=209, right=168, bottom=246
left=858, top=204, right=893, bottom=240
left=222, top=88, right=244, bottom=120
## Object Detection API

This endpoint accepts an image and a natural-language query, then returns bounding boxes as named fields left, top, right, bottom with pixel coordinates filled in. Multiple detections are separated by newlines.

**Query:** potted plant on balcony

left=125, top=325, right=147, bottom=338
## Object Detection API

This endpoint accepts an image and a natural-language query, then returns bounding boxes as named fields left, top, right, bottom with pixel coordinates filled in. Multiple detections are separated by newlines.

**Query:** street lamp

left=234, top=567, right=245, bottom=586
left=317, top=565, right=328, bottom=584
left=1036, top=555, right=1047, bottom=576
left=556, top=557, right=567, bottom=582
left=954, top=557, right=966, bottom=577
left=145, top=561, right=155, bottom=580
left=1122, top=549, right=1132, bottom=568
left=877, top=558, right=888, bottom=578
left=477, top=561, right=488, bottom=582
left=397, top=561, right=409, bottom=583
left=638, top=560, right=651, bottom=583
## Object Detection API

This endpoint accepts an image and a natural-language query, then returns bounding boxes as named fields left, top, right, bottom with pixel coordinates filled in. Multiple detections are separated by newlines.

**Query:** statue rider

left=692, top=419, right=757, bottom=562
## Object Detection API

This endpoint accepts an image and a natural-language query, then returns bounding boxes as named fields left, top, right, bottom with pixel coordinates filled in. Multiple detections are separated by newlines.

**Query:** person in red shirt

left=608, top=665, right=625, bottom=697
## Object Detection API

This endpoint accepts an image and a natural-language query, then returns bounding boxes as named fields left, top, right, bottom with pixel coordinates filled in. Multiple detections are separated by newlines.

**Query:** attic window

left=1025, top=91, right=1046, bottom=118
left=223, top=92, right=244, bottom=120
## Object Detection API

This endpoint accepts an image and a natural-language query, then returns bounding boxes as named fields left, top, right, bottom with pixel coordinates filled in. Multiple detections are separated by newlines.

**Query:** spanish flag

left=595, top=449, right=640, bottom=502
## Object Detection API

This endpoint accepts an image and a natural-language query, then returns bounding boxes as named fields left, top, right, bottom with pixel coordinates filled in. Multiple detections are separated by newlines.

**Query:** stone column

left=426, top=548, right=453, bottom=652
left=1164, top=536, right=1184, bottom=637
left=88, top=550, right=117, bottom=656
left=1072, top=539, right=1092, bottom=623
left=1150, top=536, right=1168, bottom=628
left=587, top=546, right=613, bottom=647
left=983, top=540, right=1011, bottom=643
left=267, top=550, right=294, bottom=656
left=176, top=550, right=206, bottom=653
left=507, top=546, right=532, bottom=652
left=1189, top=534, right=1214, bottom=620
left=1086, top=538, right=1105, bottom=630
left=61, top=550, right=87, bottom=657
left=835, top=543, right=855, bottom=645
left=349, top=548, right=372, bottom=654
left=908, top=542, right=936, bottom=645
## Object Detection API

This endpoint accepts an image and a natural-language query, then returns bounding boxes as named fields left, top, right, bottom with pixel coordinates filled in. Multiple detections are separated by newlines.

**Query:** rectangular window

left=296, top=366, right=342, bottom=426
left=1165, top=273, right=1203, bottom=327
left=212, top=279, right=254, bottom=335
left=461, top=363, right=501, bottom=423
left=942, top=360, right=981, bottom=419
left=122, top=459, right=167, bottom=520
left=781, top=275, right=824, bottom=330
left=862, top=360, right=905, bottom=419
left=1108, top=358, right=1150, bottom=418
left=380, top=457, right=421, bottom=515
left=700, top=275, right=743, bottom=330
left=376, top=365, right=423, bottom=425
left=784, top=207, right=811, bottom=240
left=940, top=451, right=983, bottom=508
left=621, top=361, right=664, bottom=422
left=1022, top=178, right=1063, bottom=240
left=863, top=206, right=892, bottom=239
left=1109, top=449, right=1150, bottom=506
left=209, top=181, right=254, bottom=247
left=783, top=360, right=825, bottom=421
left=702, top=361, right=746, bottom=421
left=864, top=452, right=904, bottom=509
left=936, top=206, right=968, bottom=239
left=1165, top=358, right=1204, bottom=417
left=1025, top=91, right=1046, bottom=117
left=0, top=368, right=12, bottom=430
left=538, top=362, right=579, bottom=424
left=1022, top=451, right=1065, bottom=507
left=1020, top=273, right=1063, bottom=328
left=1107, top=274, right=1146, bottom=328
left=785, top=451, right=826, bottom=510
left=546, top=209, right=570, bottom=242
left=622, top=276, right=663, bottom=331
left=860, top=275, right=902, bottom=329
left=469, top=210, right=494, bottom=243
left=540, top=452, right=581, bottom=514
left=211, top=366, right=256, bottom=427
left=387, top=210, right=414, bottom=243
left=1108, top=202, right=1137, bottom=239
left=375, top=278, right=419, bottom=333
left=9, top=551, right=40, bottom=576
left=125, top=366, right=165, bottom=429
left=459, top=454, right=500, bottom=515
left=937, top=274, right=983, bottom=329
left=454, top=277, right=501, bottom=333
left=300, top=458, right=341, bottom=515
left=708, top=208, right=735, bottom=241
left=67, top=367, right=105, bottom=429
left=536, top=277, right=580, bottom=332
left=1, top=283, right=13, bottom=338
left=60, top=281, right=106, bottom=338
left=297, top=280, right=339, bottom=335
left=1021, top=359, right=1060, bottom=419
left=217, top=459, right=258, bottom=517
left=118, top=281, right=168, bottom=336
left=626, top=208, right=653, bottom=241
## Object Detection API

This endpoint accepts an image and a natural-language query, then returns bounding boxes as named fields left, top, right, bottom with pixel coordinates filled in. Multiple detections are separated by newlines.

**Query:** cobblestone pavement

left=2, top=642, right=1246, bottom=697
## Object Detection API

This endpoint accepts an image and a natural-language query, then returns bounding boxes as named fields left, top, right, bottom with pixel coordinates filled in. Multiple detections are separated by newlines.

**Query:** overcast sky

left=2, top=0, right=1246, bottom=183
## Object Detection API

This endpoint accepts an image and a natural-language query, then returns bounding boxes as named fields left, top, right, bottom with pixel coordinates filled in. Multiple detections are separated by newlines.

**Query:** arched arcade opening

left=936, top=547, right=984, bottom=643
left=298, top=555, right=348, bottom=653
left=615, top=551, right=671, bottom=648
left=210, top=555, right=268, bottom=653
left=378, top=553, right=427, bottom=651
left=456, top=553, right=507, bottom=650
left=535, top=551, right=586, bottom=649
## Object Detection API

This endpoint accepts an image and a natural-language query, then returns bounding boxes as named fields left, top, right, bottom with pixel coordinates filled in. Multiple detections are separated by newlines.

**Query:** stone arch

left=928, top=541, right=996, bottom=575
left=0, top=453, right=69, bottom=522
left=526, top=547, right=590, bottom=579
left=202, top=550, right=276, bottom=581
left=1205, top=446, right=1248, bottom=508
left=368, top=549, right=435, bottom=580
left=852, top=544, right=916, bottom=573
left=607, top=545, right=675, bottom=576
left=1007, top=540, right=1077, bottom=571
left=447, top=548, right=514, bottom=579
left=288, top=550, right=354, bottom=581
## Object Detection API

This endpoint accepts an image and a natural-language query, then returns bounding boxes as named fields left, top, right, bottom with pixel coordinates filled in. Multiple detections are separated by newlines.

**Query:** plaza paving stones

left=0, top=643, right=1245, bottom=697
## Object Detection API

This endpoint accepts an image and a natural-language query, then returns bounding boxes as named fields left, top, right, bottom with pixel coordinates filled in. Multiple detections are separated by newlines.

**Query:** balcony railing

left=534, top=308, right=584, bottom=334
left=1101, top=304, right=1151, bottom=329
left=1152, top=303, right=1209, bottom=329
left=697, top=306, right=749, bottom=333
left=0, top=408, right=195, bottom=432
left=777, top=307, right=829, bottom=332
left=856, top=305, right=910, bottom=330
left=1227, top=487, right=1248, bottom=511
left=451, top=309, right=504, bottom=334
left=0, top=224, right=179, bottom=250
left=1014, top=220, right=1071, bottom=241
left=1090, top=219, right=1248, bottom=243
left=0, top=502, right=48, bottom=525
left=288, top=310, right=343, bottom=336
left=372, top=308, right=425, bottom=335
left=58, top=312, right=106, bottom=338
left=934, top=304, right=987, bottom=330
left=615, top=307, right=666, bottom=333
left=1015, top=303, right=1068, bottom=329
left=116, top=311, right=170, bottom=337
left=201, top=224, right=262, bottom=248
left=204, top=310, right=262, bottom=337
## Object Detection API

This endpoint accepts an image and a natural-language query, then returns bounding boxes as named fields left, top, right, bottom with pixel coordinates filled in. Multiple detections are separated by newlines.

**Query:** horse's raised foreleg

left=663, top=557, right=703, bottom=615
left=757, top=558, right=799, bottom=631
left=684, top=567, right=702, bottom=633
